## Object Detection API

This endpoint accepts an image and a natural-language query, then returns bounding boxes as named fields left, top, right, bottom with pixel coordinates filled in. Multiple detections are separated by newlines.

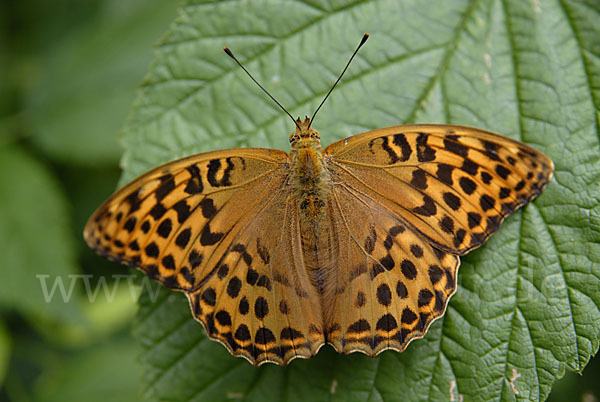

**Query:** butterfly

left=84, top=34, right=554, bottom=366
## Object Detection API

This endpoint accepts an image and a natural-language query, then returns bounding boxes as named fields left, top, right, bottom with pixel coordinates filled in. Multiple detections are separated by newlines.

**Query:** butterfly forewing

left=326, top=124, right=554, bottom=255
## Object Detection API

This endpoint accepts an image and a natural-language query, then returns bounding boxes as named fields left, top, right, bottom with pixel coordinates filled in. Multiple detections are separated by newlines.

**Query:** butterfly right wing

left=84, top=149, right=324, bottom=365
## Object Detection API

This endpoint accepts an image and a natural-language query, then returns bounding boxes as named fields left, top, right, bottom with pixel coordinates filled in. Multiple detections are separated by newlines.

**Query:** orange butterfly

left=85, top=34, right=553, bottom=365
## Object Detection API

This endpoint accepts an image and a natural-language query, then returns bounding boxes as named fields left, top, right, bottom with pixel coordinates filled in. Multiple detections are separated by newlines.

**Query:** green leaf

left=0, top=145, right=83, bottom=324
left=123, top=0, right=600, bottom=400
left=23, top=0, right=179, bottom=166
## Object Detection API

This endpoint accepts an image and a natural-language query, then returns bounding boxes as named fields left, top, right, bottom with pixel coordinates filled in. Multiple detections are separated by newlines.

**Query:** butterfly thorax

left=289, top=117, right=330, bottom=218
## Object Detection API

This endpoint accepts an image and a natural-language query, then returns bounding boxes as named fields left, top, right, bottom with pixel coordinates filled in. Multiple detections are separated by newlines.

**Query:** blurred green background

left=0, top=0, right=597, bottom=401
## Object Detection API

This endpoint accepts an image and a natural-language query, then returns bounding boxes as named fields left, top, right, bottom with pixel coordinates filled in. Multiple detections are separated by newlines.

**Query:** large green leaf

left=122, top=0, right=600, bottom=400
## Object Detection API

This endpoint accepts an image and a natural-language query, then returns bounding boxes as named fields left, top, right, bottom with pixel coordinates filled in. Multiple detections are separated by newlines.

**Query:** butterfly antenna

left=224, top=47, right=300, bottom=130
left=309, top=33, right=369, bottom=127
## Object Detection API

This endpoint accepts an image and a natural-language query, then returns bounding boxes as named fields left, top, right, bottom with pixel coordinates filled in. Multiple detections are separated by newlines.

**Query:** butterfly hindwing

left=187, top=192, right=325, bottom=365
left=323, top=183, right=459, bottom=355
left=326, top=124, right=554, bottom=255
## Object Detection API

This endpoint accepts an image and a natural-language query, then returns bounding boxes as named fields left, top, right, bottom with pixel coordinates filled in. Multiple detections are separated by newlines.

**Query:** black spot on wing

left=376, top=284, right=392, bottom=306
left=125, top=189, right=142, bottom=214
left=189, top=250, right=203, bottom=268
left=376, top=314, right=398, bottom=331
left=200, top=223, right=224, bottom=246
left=155, top=174, right=175, bottom=201
left=481, top=171, right=492, bottom=184
left=515, top=180, right=526, bottom=191
left=416, top=133, right=436, bottom=162
left=482, top=140, right=501, bottom=161
left=162, top=254, right=175, bottom=270
left=364, top=226, right=377, bottom=254
left=175, top=228, right=191, bottom=248
left=401, top=308, right=417, bottom=324
left=281, top=327, right=304, bottom=340
left=436, top=163, right=454, bottom=186
left=235, top=324, right=251, bottom=341
left=202, top=288, right=216, bottom=306
left=254, top=297, right=269, bottom=319
left=410, top=244, right=424, bottom=258
left=256, top=239, right=270, bottom=264
left=145, top=242, right=159, bottom=258
left=157, top=218, right=172, bottom=238
left=460, top=159, right=478, bottom=175
left=347, top=319, right=371, bottom=335
left=255, top=328, right=276, bottom=345
left=393, top=133, right=412, bottom=161
left=396, top=281, right=408, bottom=298
left=428, top=265, right=444, bottom=284
left=172, top=200, right=191, bottom=224
left=375, top=136, right=399, bottom=164
left=440, top=216, right=455, bottom=234
left=495, top=164, right=511, bottom=180
left=199, top=198, right=218, bottom=219
left=207, top=158, right=234, bottom=187
left=123, top=216, right=136, bottom=232
left=150, top=203, right=167, bottom=220
left=443, top=192, right=461, bottom=211
left=401, top=259, right=417, bottom=279
left=413, top=195, right=437, bottom=217
left=227, top=277, right=242, bottom=298
left=480, top=194, right=496, bottom=211
left=185, top=165, right=203, bottom=194
left=239, top=297, right=250, bottom=315
left=410, top=169, right=428, bottom=190
left=459, top=177, right=476, bottom=195
left=444, top=135, right=468, bottom=157
left=467, top=212, right=482, bottom=229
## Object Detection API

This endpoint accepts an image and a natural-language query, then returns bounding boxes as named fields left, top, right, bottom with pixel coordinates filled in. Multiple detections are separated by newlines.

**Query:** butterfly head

left=289, top=116, right=321, bottom=145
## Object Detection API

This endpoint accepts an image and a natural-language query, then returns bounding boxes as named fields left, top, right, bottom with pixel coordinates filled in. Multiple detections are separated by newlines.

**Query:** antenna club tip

left=223, top=47, right=233, bottom=57
left=365, top=33, right=370, bottom=37
left=359, top=33, right=369, bottom=46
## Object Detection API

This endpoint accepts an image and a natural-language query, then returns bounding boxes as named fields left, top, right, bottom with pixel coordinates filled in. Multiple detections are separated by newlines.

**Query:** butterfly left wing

left=325, top=124, right=554, bottom=255
left=84, top=149, right=326, bottom=365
